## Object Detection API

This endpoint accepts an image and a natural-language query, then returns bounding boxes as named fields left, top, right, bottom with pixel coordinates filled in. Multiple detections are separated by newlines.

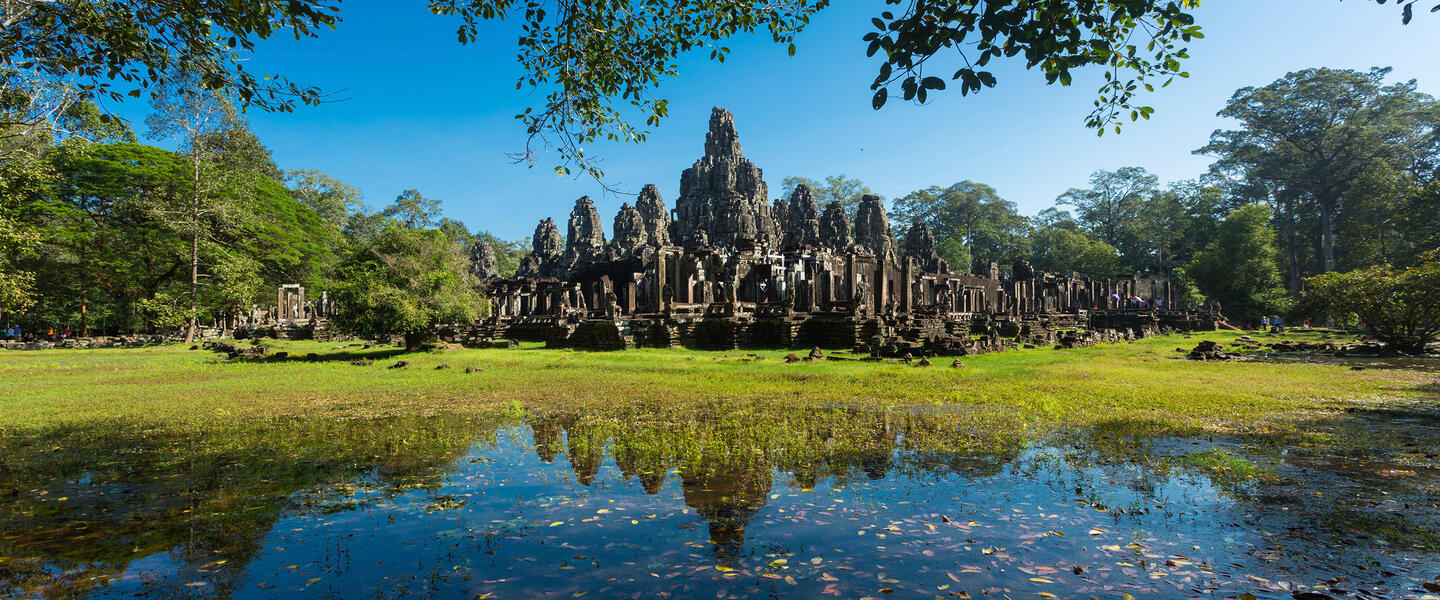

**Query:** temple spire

left=704, top=106, right=742, bottom=158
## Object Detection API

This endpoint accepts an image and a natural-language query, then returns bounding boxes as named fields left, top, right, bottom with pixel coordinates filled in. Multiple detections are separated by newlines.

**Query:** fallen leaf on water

left=1030, top=577, right=1054, bottom=583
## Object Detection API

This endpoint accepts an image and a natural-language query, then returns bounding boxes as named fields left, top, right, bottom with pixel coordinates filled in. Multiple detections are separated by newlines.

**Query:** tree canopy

left=1300, top=250, right=1440, bottom=353
left=889, top=180, right=1026, bottom=271
left=5, top=1, right=1427, bottom=181
left=1198, top=66, right=1440, bottom=295
left=1181, top=204, right=1289, bottom=325
left=329, top=225, right=486, bottom=350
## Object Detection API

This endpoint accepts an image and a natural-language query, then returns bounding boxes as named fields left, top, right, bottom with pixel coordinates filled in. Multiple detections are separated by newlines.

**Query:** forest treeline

left=780, top=67, right=1439, bottom=325
left=1, top=66, right=1437, bottom=335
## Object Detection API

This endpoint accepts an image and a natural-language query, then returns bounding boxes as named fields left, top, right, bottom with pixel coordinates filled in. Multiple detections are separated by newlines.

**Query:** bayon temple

left=461, top=108, right=1216, bottom=355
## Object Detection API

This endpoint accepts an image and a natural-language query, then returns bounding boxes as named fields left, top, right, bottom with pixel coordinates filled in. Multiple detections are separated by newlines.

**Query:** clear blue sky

left=124, top=2, right=1440, bottom=241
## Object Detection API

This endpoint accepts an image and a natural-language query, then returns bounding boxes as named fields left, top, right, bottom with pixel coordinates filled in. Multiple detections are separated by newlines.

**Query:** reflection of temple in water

left=681, top=460, right=773, bottom=562
left=613, top=440, right=669, bottom=494
left=521, top=409, right=1012, bottom=559
left=528, top=415, right=565, bottom=463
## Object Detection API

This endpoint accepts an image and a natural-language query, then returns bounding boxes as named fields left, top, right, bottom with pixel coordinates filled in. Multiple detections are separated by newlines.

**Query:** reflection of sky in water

left=71, top=426, right=1440, bottom=600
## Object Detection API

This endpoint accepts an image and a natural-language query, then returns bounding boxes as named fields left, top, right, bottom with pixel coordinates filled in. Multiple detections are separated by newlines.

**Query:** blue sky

left=123, top=2, right=1440, bottom=241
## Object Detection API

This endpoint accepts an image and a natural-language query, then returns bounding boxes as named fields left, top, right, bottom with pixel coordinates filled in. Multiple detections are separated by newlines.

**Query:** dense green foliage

left=1026, top=217, right=1121, bottom=278
left=1181, top=204, right=1289, bottom=325
left=890, top=180, right=1027, bottom=271
left=1301, top=251, right=1440, bottom=352
left=330, top=226, right=486, bottom=349
left=780, top=175, right=876, bottom=217
left=6, top=2, right=1426, bottom=181
left=1198, top=67, right=1440, bottom=292
left=0, top=0, right=339, bottom=112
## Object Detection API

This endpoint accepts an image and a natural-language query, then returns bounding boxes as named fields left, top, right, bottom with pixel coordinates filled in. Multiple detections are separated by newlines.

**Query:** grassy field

left=2, top=329, right=1437, bottom=584
left=0, top=329, right=1431, bottom=441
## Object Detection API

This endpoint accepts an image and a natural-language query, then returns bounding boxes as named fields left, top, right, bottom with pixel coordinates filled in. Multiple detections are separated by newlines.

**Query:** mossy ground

left=0, top=329, right=1430, bottom=444
left=2, top=330, right=1437, bottom=593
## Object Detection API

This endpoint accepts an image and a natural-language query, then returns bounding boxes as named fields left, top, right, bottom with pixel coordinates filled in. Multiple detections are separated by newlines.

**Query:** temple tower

left=853, top=195, right=898, bottom=265
left=671, top=107, right=776, bottom=248
left=819, top=201, right=851, bottom=250
left=565, top=196, right=606, bottom=268
left=469, top=239, right=499, bottom=279
left=785, top=184, right=822, bottom=249
left=517, top=218, right=565, bottom=278
left=635, top=184, right=672, bottom=247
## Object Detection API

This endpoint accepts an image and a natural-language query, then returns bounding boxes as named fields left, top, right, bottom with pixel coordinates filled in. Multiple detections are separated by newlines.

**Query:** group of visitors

left=1263, top=315, right=1286, bottom=333
left=3, top=325, right=72, bottom=342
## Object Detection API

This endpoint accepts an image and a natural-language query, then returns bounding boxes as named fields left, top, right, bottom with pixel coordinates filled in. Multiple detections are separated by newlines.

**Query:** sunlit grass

left=0, top=330, right=1429, bottom=442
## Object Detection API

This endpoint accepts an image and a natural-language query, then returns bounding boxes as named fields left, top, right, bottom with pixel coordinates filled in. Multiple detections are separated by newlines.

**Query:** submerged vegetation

left=0, top=331, right=1438, bottom=597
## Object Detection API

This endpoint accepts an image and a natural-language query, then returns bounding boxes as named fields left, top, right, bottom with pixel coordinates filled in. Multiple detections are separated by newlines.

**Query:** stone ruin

left=466, top=107, right=1217, bottom=355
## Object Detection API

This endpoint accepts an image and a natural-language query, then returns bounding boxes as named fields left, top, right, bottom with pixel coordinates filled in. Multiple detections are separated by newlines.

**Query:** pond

left=2, top=404, right=1438, bottom=599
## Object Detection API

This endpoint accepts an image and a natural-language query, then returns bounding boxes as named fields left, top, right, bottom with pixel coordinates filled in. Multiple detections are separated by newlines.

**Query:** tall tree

left=780, top=175, right=875, bottom=217
left=1056, top=167, right=1157, bottom=249
left=0, top=152, right=45, bottom=310
left=286, top=169, right=363, bottom=229
left=146, top=74, right=244, bottom=343
left=383, top=189, right=443, bottom=230
left=1197, top=67, right=1435, bottom=277
left=38, top=142, right=189, bottom=334
left=890, top=180, right=1026, bottom=269
left=1182, top=204, right=1289, bottom=325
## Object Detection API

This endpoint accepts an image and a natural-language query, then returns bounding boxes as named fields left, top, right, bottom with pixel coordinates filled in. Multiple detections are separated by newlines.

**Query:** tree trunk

left=1288, top=248, right=1301, bottom=299
left=1320, top=194, right=1336, bottom=273
left=403, top=330, right=436, bottom=352
left=183, top=163, right=200, bottom=344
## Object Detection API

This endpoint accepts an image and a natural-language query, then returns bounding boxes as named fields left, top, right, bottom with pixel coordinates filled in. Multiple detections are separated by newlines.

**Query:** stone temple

left=468, top=107, right=1214, bottom=355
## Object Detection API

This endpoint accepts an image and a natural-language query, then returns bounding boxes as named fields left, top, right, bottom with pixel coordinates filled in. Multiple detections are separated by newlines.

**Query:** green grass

left=0, top=329, right=1429, bottom=441
left=0, top=330, right=1433, bottom=590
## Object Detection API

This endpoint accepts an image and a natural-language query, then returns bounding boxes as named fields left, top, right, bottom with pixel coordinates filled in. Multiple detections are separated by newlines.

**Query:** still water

left=2, top=406, right=1438, bottom=599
